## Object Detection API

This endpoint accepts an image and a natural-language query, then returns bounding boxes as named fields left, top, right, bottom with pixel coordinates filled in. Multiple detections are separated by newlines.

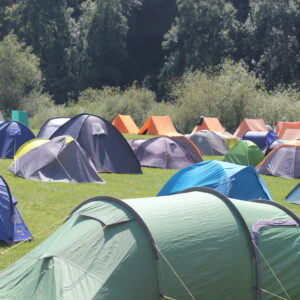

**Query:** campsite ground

left=0, top=149, right=299, bottom=271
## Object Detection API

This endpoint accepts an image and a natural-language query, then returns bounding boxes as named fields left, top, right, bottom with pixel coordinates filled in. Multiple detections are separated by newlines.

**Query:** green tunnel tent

left=1, top=188, right=300, bottom=299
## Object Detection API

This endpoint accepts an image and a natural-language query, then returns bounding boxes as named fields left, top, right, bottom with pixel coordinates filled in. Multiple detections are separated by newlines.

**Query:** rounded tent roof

left=188, top=130, right=229, bottom=155
left=37, top=117, right=71, bottom=138
left=10, top=136, right=104, bottom=183
left=257, top=141, right=300, bottom=179
left=1, top=188, right=300, bottom=299
left=134, top=136, right=202, bottom=169
left=223, top=140, right=265, bottom=166
left=158, top=160, right=272, bottom=200
left=51, top=113, right=142, bottom=174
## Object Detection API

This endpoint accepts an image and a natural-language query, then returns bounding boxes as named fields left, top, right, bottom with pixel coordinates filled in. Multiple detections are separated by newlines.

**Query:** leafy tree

left=0, top=0, right=15, bottom=39
left=0, top=34, right=43, bottom=115
left=229, top=0, right=249, bottom=22
left=159, top=0, right=238, bottom=89
left=245, top=0, right=300, bottom=89
left=8, top=0, right=75, bottom=104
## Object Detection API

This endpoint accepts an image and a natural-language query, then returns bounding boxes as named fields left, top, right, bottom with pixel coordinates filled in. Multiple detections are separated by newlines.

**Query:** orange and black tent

left=234, top=119, right=268, bottom=138
left=274, top=121, right=300, bottom=140
left=138, top=116, right=177, bottom=135
left=112, top=114, right=139, bottom=134
left=192, top=117, right=224, bottom=133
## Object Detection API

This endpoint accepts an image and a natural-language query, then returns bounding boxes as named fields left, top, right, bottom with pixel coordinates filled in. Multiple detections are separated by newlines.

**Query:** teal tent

left=1, top=188, right=300, bottom=299
left=224, top=140, right=265, bottom=166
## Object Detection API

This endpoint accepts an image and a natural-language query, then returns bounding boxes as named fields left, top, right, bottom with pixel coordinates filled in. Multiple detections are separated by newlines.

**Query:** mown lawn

left=0, top=154, right=299, bottom=271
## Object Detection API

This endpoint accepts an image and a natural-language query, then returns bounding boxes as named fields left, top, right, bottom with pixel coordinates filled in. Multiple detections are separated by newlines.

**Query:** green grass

left=0, top=156, right=299, bottom=271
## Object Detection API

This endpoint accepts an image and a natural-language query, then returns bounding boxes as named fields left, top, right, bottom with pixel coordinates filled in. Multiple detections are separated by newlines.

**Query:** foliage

left=0, top=34, right=43, bottom=116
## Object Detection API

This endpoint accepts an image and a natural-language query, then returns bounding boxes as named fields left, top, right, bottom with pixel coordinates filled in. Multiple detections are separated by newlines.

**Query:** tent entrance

left=252, top=220, right=300, bottom=300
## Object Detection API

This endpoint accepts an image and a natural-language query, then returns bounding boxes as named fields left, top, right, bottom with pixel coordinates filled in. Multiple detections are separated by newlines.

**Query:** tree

left=0, top=34, right=43, bottom=115
left=0, top=0, right=15, bottom=39
left=159, top=0, right=238, bottom=89
left=8, top=0, right=75, bottom=104
left=245, top=0, right=300, bottom=89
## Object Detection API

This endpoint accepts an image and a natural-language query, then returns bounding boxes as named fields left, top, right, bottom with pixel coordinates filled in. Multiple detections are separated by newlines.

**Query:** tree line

left=0, top=0, right=300, bottom=106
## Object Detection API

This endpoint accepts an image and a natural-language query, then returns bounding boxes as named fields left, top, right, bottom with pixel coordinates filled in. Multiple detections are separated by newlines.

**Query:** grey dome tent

left=1, top=188, right=300, bottom=299
left=9, top=136, right=104, bottom=183
left=37, top=117, right=71, bottom=138
left=51, top=114, right=142, bottom=174
left=187, top=130, right=229, bottom=155
left=133, top=136, right=203, bottom=169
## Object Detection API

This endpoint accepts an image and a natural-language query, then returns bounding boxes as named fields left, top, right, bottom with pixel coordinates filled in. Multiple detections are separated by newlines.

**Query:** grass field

left=0, top=153, right=299, bottom=271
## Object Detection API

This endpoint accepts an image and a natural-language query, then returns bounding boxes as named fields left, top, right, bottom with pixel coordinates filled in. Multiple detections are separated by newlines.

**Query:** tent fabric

left=158, top=160, right=273, bottom=200
left=133, top=136, right=203, bottom=169
left=50, top=114, right=142, bottom=174
left=285, top=183, right=300, bottom=204
left=10, top=136, right=105, bottom=184
left=138, top=116, right=177, bottom=135
left=265, top=138, right=285, bottom=155
left=234, top=119, right=268, bottom=138
left=187, top=130, right=229, bottom=155
left=223, top=140, right=265, bottom=166
left=215, top=131, right=239, bottom=148
left=37, top=117, right=71, bottom=138
left=242, top=131, right=276, bottom=150
left=0, top=121, right=35, bottom=158
left=192, top=117, right=225, bottom=133
left=1, top=189, right=300, bottom=299
left=112, top=114, right=139, bottom=134
left=257, top=141, right=300, bottom=179
left=0, top=175, right=32, bottom=244
left=275, top=121, right=300, bottom=140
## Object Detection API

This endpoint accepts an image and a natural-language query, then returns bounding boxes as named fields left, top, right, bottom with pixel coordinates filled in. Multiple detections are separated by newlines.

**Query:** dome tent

left=0, top=121, right=35, bottom=158
left=10, top=136, right=104, bottom=184
left=158, top=160, right=272, bottom=201
left=37, top=117, right=71, bottom=138
left=187, top=130, right=229, bottom=155
left=51, top=113, right=142, bottom=174
left=223, top=140, right=265, bottom=166
left=0, top=175, right=32, bottom=244
left=1, top=188, right=300, bottom=299
left=133, top=136, right=203, bottom=169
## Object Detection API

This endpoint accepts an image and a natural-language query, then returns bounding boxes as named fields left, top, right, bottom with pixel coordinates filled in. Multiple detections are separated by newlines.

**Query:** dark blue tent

left=0, top=121, right=35, bottom=158
left=0, top=175, right=32, bottom=244
left=285, top=183, right=300, bottom=204
left=242, top=131, right=278, bottom=150
left=158, top=160, right=273, bottom=201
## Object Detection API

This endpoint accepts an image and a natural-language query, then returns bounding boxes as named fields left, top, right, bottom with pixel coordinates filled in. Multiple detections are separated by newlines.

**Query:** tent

left=285, top=183, right=300, bottom=204
left=127, top=138, right=146, bottom=152
left=0, top=175, right=32, bottom=244
left=0, top=121, right=35, bottom=158
left=158, top=160, right=272, bottom=200
left=257, top=141, right=300, bottom=179
left=265, top=138, right=285, bottom=155
left=133, top=136, right=203, bottom=169
left=187, top=130, right=229, bottom=155
left=192, top=117, right=225, bottom=133
left=37, top=117, right=71, bottom=138
left=51, top=114, right=142, bottom=174
left=234, top=119, right=268, bottom=138
left=223, top=140, right=265, bottom=166
left=1, top=188, right=300, bottom=299
left=112, top=114, right=139, bottom=134
left=275, top=121, right=300, bottom=140
left=242, top=131, right=278, bottom=150
left=10, top=136, right=105, bottom=184
left=215, top=131, right=239, bottom=148
left=138, top=116, right=177, bottom=135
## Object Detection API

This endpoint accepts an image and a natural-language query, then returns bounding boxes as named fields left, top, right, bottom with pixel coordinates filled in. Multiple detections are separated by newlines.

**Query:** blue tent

left=0, top=175, right=32, bottom=244
left=158, top=160, right=273, bottom=201
left=242, top=131, right=278, bottom=150
left=285, top=183, right=300, bottom=204
left=0, top=121, right=35, bottom=158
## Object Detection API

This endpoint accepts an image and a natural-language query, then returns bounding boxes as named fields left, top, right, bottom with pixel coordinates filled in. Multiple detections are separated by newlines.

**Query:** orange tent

left=112, top=114, right=139, bottom=134
left=139, top=116, right=177, bottom=135
left=274, top=121, right=300, bottom=140
left=192, top=117, right=224, bottom=133
left=234, top=119, right=268, bottom=138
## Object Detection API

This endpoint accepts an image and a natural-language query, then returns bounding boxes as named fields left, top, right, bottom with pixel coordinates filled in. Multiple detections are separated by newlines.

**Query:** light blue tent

left=0, top=175, right=32, bottom=244
left=158, top=160, right=273, bottom=201
left=285, top=183, right=300, bottom=204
